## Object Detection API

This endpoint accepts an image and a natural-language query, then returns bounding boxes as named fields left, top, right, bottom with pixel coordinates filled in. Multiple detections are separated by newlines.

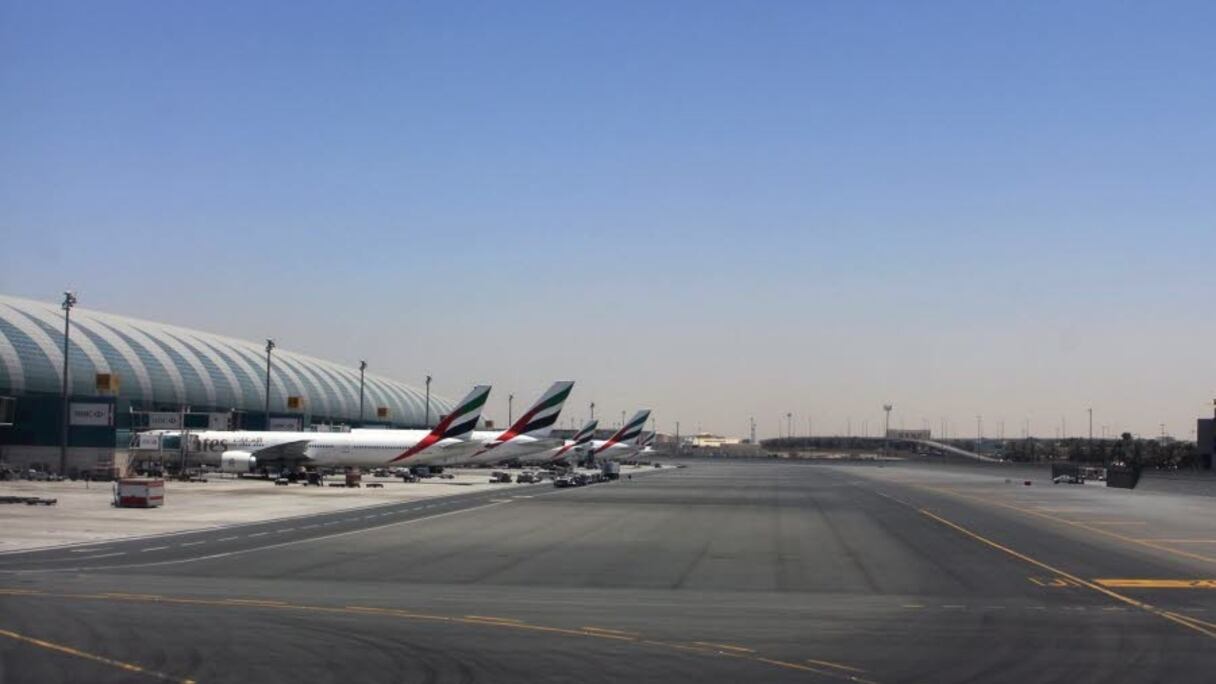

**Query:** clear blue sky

left=2, top=1, right=1214, bottom=438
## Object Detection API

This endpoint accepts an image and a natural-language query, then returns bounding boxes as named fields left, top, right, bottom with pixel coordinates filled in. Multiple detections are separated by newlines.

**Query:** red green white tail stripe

left=554, top=418, right=598, bottom=458
left=594, top=409, right=650, bottom=454
left=481, top=381, right=574, bottom=452
left=390, top=385, right=491, bottom=462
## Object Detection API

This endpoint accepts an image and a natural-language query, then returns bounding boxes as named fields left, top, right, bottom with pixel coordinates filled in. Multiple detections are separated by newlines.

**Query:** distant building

left=690, top=433, right=742, bottom=448
left=886, top=429, right=931, bottom=440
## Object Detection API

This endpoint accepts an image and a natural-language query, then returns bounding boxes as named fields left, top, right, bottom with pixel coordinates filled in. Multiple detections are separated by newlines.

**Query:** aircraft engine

left=220, top=451, right=257, bottom=473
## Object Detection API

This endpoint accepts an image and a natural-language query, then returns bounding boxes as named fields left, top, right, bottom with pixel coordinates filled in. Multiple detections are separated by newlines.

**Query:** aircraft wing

left=245, top=440, right=313, bottom=462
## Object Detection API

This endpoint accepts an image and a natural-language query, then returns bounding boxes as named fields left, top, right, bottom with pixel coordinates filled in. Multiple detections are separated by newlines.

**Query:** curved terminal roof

left=0, top=294, right=452, bottom=427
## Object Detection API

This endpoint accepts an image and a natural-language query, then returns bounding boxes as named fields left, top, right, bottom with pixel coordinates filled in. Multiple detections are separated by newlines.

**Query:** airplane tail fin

left=390, top=384, right=491, bottom=462
left=571, top=418, right=598, bottom=446
left=637, top=431, right=656, bottom=447
left=595, top=409, right=651, bottom=454
left=484, top=381, right=574, bottom=451
left=552, top=418, right=598, bottom=460
left=437, top=384, right=493, bottom=439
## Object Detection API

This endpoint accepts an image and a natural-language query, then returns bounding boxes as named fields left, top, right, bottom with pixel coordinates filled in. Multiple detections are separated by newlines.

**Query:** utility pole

left=59, top=291, right=77, bottom=475
left=508, top=394, right=514, bottom=425
left=424, top=374, right=432, bottom=426
left=358, top=360, right=367, bottom=423
left=883, top=404, right=893, bottom=456
left=263, top=339, right=275, bottom=426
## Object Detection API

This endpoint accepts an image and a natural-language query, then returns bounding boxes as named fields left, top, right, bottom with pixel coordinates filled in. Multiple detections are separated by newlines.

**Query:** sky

left=2, top=1, right=1214, bottom=439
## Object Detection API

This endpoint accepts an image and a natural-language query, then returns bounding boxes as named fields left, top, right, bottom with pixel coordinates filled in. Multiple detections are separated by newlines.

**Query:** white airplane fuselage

left=145, top=429, right=478, bottom=469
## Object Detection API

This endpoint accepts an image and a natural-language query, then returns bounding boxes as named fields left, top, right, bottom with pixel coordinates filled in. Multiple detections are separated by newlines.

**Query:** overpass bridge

left=908, top=439, right=1000, bottom=463
left=760, top=436, right=1000, bottom=463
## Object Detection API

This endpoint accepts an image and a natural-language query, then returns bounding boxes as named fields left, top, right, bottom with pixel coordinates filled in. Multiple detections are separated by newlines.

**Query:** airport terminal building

left=0, top=294, right=453, bottom=474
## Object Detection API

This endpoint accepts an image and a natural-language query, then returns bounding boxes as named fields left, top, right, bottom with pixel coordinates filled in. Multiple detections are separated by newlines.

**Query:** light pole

left=590, top=402, right=595, bottom=421
left=749, top=416, right=756, bottom=444
left=675, top=421, right=680, bottom=451
left=59, top=291, right=77, bottom=475
left=786, top=412, right=792, bottom=439
left=263, top=339, right=275, bottom=425
left=882, top=404, right=892, bottom=457
left=358, top=360, right=367, bottom=423
left=1088, top=408, right=1093, bottom=441
left=621, top=410, right=626, bottom=430
left=508, top=394, right=514, bottom=425
left=424, top=374, right=432, bottom=427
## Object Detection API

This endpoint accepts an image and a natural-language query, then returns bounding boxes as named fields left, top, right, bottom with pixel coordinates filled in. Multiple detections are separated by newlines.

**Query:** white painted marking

left=247, top=532, right=268, bottom=538
left=179, top=541, right=206, bottom=547
left=217, top=536, right=238, bottom=542
left=141, top=546, right=169, bottom=552
left=49, top=500, right=513, bottom=572
left=73, top=552, right=126, bottom=560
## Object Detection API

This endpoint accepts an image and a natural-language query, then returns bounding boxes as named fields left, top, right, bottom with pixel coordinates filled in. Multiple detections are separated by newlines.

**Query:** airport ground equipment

left=601, top=461, right=620, bottom=480
left=1106, top=463, right=1141, bottom=489
left=114, top=478, right=165, bottom=508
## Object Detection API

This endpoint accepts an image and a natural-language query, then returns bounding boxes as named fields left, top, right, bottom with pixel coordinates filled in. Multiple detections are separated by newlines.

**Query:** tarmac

left=0, top=469, right=553, bottom=552
left=1, top=459, right=1214, bottom=683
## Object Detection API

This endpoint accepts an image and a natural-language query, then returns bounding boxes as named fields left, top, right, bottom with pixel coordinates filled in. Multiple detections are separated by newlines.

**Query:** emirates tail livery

left=520, top=418, right=598, bottom=465
left=458, top=381, right=576, bottom=466
left=590, top=409, right=651, bottom=461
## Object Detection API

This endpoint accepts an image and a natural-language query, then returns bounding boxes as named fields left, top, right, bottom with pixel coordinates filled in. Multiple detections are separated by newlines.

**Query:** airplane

left=632, top=431, right=657, bottom=458
left=135, top=385, right=492, bottom=473
left=450, top=381, right=576, bottom=466
left=517, top=418, right=599, bottom=466
left=588, top=409, right=651, bottom=462
left=354, top=381, right=576, bottom=468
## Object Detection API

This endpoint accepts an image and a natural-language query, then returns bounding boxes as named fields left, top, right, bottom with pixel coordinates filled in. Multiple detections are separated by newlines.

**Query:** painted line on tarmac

left=0, top=627, right=195, bottom=683
left=1094, top=579, right=1216, bottom=589
left=806, top=658, right=867, bottom=674
left=918, top=508, right=1216, bottom=641
left=141, top=546, right=169, bottom=552
left=0, top=588, right=877, bottom=682
left=70, top=552, right=126, bottom=561
left=914, top=484, right=1216, bottom=566
left=0, top=500, right=512, bottom=574
left=582, top=626, right=641, bottom=637
left=694, top=641, right=755, bottom=653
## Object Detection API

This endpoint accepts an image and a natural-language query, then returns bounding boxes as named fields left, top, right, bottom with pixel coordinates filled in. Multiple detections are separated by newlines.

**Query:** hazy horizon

left=3, top=2, right=1214, bottom=439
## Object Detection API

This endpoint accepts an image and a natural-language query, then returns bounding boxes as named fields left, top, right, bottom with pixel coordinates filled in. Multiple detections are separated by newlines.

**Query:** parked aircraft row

left=133, top=381, right=654, bottom=474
